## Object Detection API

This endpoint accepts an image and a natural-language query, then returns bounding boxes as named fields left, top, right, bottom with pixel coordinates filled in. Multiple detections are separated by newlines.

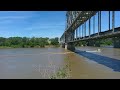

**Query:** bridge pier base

left=61, top=43, right=65, bottom=48
left=113, top=37, right=120, bottom=48
left=65, top=42, right=75, bottom=52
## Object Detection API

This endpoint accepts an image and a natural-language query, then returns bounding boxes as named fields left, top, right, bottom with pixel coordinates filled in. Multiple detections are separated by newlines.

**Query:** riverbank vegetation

left=50, top=56, right=71, bottom=79
left=75, top=38, right=113, bottom=47
left=0, top=37, right=59, bottom=48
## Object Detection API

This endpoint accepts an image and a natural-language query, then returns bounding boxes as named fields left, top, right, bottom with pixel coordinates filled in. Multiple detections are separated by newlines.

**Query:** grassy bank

left=50, top=56, right=71, bottom=79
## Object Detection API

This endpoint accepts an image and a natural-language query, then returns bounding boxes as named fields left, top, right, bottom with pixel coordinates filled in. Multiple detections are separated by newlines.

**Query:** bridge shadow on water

left=75, top=50, right=120, bottom=72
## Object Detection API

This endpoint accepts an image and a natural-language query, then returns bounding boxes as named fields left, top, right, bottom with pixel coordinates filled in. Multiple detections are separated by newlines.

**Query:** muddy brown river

left=0, top=47, right=120, bottom=79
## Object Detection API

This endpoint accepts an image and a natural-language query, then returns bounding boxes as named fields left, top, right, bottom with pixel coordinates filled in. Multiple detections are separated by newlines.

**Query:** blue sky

left=0, top=11, right=120, bottom=38
left=0, top=11, right=66, bottom=38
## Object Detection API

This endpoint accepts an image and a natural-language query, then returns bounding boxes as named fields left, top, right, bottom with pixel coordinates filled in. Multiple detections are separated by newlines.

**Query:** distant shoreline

left=0, top=45, right=60, bottom=49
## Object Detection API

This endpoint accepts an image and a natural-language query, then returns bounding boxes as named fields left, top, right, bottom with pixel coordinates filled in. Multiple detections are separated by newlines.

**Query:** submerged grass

left=50, top=56, right=71, bottom=79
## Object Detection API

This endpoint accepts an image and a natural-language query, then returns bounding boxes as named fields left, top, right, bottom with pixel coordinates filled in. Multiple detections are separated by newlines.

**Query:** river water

left=0, top=47, right=120, bottom=79
left=0, top=47, right=68, bottom=79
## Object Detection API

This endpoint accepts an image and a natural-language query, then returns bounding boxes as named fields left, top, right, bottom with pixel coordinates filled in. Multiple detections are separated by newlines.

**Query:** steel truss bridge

left=60, top=11, right=120, bottom=51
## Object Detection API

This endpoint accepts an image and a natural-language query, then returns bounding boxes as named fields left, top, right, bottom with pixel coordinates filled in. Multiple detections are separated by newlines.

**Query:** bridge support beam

left=113, top=37, right=120, bottom=48
left=65, top=42, right=75, bottom=52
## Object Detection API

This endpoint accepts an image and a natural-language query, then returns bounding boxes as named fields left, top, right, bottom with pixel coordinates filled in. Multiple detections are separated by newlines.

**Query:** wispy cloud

left=0, top=20, right=14, bottom=24
left=0, top=11, right=66, bottom=38
left=25, top=21, right=65, bottom=31
left=0, top=16, right=29, bottom=19
left=22, top=21, right=65, bottom=38
left=0, top=30, right=22, bottom=37
left=0, top=15, right=32, bottom=25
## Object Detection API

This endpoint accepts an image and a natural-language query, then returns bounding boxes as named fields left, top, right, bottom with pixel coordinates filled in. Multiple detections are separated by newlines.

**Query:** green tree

left=50, top=37, right=59, bottom=45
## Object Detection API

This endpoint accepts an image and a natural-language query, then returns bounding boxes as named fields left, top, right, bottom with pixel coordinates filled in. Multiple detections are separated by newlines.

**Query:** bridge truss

left=60, top=11, right=120, bottom=44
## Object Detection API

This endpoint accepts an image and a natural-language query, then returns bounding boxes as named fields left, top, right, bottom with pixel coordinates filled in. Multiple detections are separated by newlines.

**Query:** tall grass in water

left=50, top=56, right=71, bottom=79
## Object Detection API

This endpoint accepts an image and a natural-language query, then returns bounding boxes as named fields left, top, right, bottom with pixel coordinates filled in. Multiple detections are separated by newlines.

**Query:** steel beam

left=89, top=18, right=91, bottom=37
left=76, top=28, right=77, bottom=39
left=84, top=22, right=86, bottom=37
left=112, top=11, right=115, bottom=33
left=82, top=24, right=84, bottom=38
left=100, top=11, right=101, bottom=32
left=109, top=11, right=110, bottom=31
left=98, top=12, right=100, bottom=35
left=79, top=26, right=81, bottom=39
left=93, top=15, right=95, bottom=34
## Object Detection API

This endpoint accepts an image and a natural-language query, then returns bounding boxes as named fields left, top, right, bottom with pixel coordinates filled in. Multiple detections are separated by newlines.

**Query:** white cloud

left=24, top=21, right=65, bottom=31
left=0, top=15, right=32, bottom=25
left=0, top=16, right=32, bottom=21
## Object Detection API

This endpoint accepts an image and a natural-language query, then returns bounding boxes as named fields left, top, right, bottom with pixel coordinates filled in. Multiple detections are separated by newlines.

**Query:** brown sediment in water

left=65, top=52, right=120, bottom=79
left=0, top=47, right=120, bottom=79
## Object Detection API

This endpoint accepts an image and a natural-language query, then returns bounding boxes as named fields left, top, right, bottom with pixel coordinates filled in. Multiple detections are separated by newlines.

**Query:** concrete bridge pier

left=65, top=42, right=75, bottom=52
left=113, top=37, right=120, bottom=48
left=61, top=43, right=65, bottom=48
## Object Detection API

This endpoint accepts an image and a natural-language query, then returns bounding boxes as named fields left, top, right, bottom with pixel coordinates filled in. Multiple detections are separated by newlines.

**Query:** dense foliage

left=0, top=37, right=59, bottom=48
left=74, top=38, right=113, bottom=47
left=49, top=37, right=59, bottom=45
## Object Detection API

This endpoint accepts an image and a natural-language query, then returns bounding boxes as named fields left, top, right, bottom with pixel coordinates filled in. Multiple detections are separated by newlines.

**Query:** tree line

left=0, top=37, right=59, bottom=48
left=74, top=38, right=113, bottom=47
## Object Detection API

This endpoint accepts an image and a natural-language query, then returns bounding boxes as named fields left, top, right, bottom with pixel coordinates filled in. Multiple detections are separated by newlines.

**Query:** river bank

left=0, top=45, right=60, bottom=49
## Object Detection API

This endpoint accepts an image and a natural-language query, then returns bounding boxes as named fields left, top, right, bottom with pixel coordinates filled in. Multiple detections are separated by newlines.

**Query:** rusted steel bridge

left=60, top=11, right=120, bottom=51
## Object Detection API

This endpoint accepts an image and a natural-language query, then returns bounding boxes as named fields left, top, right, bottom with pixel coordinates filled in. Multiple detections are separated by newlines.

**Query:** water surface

left=0, top=47, right=120, bottom=79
